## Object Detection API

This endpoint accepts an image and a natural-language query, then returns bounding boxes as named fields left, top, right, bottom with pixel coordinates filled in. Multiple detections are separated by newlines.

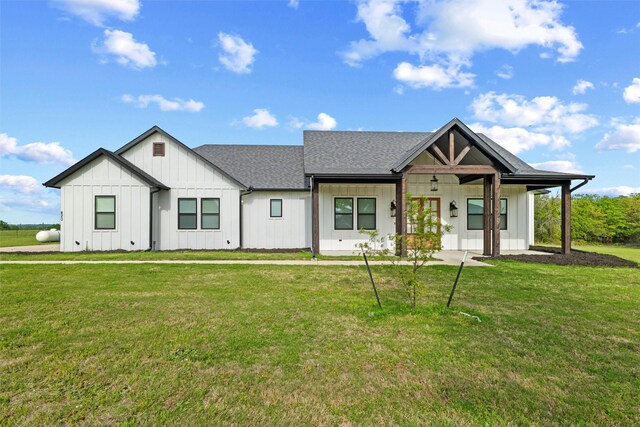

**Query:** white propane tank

left=36, top=229, right=61, bottom=242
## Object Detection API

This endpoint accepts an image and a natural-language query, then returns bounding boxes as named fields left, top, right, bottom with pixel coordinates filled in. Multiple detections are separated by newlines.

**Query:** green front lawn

left=1, top=262, right=638, bottom=425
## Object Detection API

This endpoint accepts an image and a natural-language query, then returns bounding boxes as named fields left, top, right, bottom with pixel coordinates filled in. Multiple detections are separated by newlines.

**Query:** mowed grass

left=0, top=230, right=51, bottom=247
left=574, top=244, right=640, bottom=264
left=1, top=262, right=639, bottom=425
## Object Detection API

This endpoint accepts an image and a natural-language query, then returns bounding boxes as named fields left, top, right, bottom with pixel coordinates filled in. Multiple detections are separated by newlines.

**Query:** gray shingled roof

left=303, top=131, right=431, bottom=175
left=194, top=145, right=306, bottom=190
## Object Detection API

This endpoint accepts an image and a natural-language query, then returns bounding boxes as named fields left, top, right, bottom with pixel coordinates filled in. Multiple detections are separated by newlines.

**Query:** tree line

left=535, top=193, right=640, bottom=244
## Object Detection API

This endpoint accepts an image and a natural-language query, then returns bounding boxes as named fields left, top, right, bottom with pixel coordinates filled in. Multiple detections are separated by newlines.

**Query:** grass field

left=1, top=261, right=639, bottom=425
left=0, top=230, right=52, bottom=248
left=574, top=244, right=640, bottom=264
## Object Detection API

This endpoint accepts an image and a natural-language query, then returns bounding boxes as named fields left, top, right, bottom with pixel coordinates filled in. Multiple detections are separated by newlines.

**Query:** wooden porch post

left=395, top=172, right=408, bottom=256
left=483, top=175, right=492, bottom=256
left=492, top=172, right=501, bottom=256
left=312, top=178, right=319, bottom=256
left=561, top=182, right=571, bottom=255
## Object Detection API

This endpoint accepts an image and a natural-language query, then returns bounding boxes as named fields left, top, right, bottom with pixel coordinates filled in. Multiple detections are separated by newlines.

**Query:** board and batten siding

left=120, top=132, right=242, bottom=250
left=242, top=191, right=310, bottom=249
left=59, top=156, right=151, bottom=251
left=319, top=183, right=396, bottom=252
left=407, top=174, right=530, bottom=251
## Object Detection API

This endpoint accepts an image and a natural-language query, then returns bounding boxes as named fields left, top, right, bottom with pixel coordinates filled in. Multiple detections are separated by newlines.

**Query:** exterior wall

left=242, top=191, right=310, bottom=249
left=121, top=132, right=242, bottom=250
left=59, top=156, right=151, bottom=252
left=407, top=174, right=530, bottom=250
left=319, top=183, right=396, bottom=252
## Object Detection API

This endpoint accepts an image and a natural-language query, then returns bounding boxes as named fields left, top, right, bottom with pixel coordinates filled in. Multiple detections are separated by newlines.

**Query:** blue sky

left=1, top=0, right=639, bottom=223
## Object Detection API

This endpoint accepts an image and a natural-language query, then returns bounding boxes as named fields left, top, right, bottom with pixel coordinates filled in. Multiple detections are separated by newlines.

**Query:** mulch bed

left=473, top=246, right=637, bottom=268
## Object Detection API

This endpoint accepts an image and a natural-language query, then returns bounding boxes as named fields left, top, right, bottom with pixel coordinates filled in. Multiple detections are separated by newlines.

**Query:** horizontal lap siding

left=59, top=156, right=150, bottom=252
left=121, top=133, right=242, bottom=250
left=242, top=192, right=310, bottom=249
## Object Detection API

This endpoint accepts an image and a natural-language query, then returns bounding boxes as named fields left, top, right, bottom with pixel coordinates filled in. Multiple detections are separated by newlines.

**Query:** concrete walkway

left=0, top=258, right=491, bottom=266
left=0, top=244, right=59, bottom=252
left=0, top=249, right=549, bottom=266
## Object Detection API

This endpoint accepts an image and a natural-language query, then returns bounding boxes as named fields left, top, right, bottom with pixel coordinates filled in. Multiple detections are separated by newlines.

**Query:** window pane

left=96, top=196, right=114, bottom=213
left=202, top=215, right=219, bottom=229
left=500, top=214, right=507, bottom=230
left=467, top=199, right=483, bottom=214
left=500, top=199, right=507, bottom=214
left=358, top=198, right=375, bottom=214
left=468, top=215, right=483, bottom=230
left=271, top=199, right=282, bottom=217
left=179, top=214, right=196, bottom=229
left=179, top=199, right=197, bottom=214
left=202, top=199, right=219, bottom=214
left=96, top=213, right=115, bottom=229
left=335, top=214, right=353, bottom=229
left=358, top=214, right=375, bottom=230
left=335, top=198, right=352, bottom=214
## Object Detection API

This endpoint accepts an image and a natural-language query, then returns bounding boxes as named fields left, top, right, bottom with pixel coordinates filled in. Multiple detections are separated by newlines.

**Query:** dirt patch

left=473, top=246, right=637, bottom=268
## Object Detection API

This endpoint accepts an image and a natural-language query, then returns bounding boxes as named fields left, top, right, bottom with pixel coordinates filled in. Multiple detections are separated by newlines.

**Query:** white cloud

left=470, top=91, right=598, bottom=134
left=529, top=159, right=583, bottom=174
left=288, top=113, right=338, bottom=130
left=572, top=79, right=594, bottom=95
left=307, top=113, right=338, bottom=130
left=121, top=94, right=204, bottom=112
left=53, top=0, right=140, bottom=26
left=0, top=175, right=42, bottom=194
left=623, top=77, right=640, bottom=103
left=623, top=164, right=634, bottom=169
left=582, top=186, right=640, bottom=197
left=0, top=133, right=75, bottom=166
left=218, top=32, right=258, bottom=74
left=495, top=64, right=513, bottom=80
left=596, top=117, right=640, bottom=153
left=470, top=123, right=569, bottom=155
left=0, top=197, right=51, bottom=210
left=393, top=62, right=475, bottom=89
left=240, top=109, right=278, bottom=129
left=343, top=0, right=582, bottom=89
left=288, top=0, right=299, bottom=9
left=93, top=29, right=157, bottom=70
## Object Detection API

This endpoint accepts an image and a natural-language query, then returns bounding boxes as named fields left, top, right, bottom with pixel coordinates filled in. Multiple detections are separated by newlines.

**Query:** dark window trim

left=334, top=197, right=354, bottom=230
left=270, top=199, right=283, bottom=218
left=178, top=198, right=197, bottom=230
left=201, top=198, right=220, bottom=230
left=466, top=198, right=508, bottom=231
left=153, top=142, right=165, bottom=157
left=95, top=195, right=116, bottom=230
left=357, top=197, right=376, bottom=230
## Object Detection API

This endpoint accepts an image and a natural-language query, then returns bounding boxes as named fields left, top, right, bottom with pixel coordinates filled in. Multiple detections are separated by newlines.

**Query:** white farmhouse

left=44, top=118, right=593, bottom=255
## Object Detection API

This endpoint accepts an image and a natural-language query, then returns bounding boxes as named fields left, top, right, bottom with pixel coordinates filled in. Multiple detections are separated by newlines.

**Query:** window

left=357, top=198, right=376, bottom=230
left=334, top=198, right=353, bottom=230
left=201, top=198, right=220, bottom=229
left=467, top=198, right=507, bottom=230
left=153, top=143, right=165, bottom=156
left=178, top=198, right=197, bottom=229
left=95, top=196, right=115, bottom=230
left=270, top=199, right=282, bottom=218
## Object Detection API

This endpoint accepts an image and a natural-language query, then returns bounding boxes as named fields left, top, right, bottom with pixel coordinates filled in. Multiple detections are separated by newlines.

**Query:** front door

left=408, top=197, right=441, bottom=250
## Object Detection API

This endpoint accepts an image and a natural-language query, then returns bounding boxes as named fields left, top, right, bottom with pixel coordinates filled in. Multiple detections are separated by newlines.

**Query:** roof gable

left=115, top=126, right=246, bottom=188
left=43, top=148, right=169, bottom=189
left=391, top=118, right=517, bottom=173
